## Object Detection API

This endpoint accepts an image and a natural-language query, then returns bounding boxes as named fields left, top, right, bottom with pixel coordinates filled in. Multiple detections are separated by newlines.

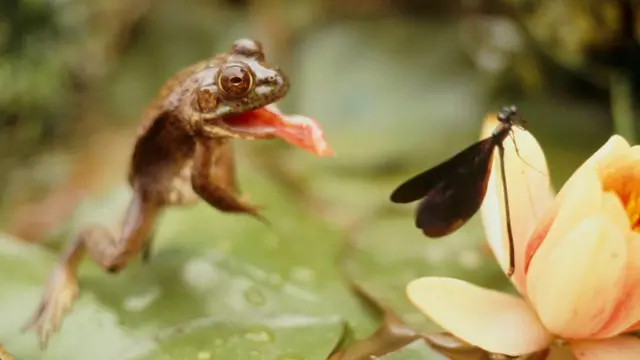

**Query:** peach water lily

left=406, top=114, right=640, bottom=359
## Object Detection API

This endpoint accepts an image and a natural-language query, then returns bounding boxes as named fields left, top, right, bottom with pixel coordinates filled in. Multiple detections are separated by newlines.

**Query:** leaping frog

left=24, top=38, right=332, bottom=348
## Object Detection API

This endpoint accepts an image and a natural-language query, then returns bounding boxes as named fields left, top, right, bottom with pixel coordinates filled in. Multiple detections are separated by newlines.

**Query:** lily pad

left=124, top=315, right=346, bottom=360
left=343, top=214, right=512, bottom=334
left=0, top=159, right=378, bottom=359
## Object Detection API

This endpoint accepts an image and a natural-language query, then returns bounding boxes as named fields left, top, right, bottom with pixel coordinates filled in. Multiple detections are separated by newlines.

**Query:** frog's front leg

left=213, top=142, right=240, bottom=194
left=24, top=189, right=160, bottom=349
left=191, top=139, right=265, bottom=222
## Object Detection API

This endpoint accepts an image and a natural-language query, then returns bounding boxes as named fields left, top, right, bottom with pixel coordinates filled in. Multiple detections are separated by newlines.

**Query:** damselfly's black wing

left=389, top=136, right=497, bottom=237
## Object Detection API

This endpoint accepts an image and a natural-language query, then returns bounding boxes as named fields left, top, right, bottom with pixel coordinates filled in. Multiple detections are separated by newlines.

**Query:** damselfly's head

left=497, top=104, right=527, bottom=130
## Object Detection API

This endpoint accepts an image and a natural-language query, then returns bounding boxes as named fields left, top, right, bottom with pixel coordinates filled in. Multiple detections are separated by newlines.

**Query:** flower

left=406, top=113, right=640, bottom=359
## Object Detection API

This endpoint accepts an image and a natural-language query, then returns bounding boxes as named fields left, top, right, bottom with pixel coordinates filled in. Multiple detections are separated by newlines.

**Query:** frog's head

left=186, top=38, right=332, bottom=157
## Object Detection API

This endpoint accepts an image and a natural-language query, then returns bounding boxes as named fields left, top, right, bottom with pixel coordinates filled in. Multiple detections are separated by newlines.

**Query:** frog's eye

left=217, top=64, right=254, bottom=98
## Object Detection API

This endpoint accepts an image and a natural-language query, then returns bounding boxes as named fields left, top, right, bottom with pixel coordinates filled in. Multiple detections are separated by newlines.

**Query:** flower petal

left=598, top=146, right=640, bottom=226
left=524, top=136, right=630, bottom=273
left=525, top=166, right=603, bottom=273
left=544, top=135, right=630, bottom=227
left=571, top=336, right=640, bottom=360
left=526, top=213, right=627, bottom=338
left=582, top=135, right=631, bottom=171
left=407, top=276, right=552, bottom=356
left=479, top=114, right=554, bottom=293
left=600, top=191, right=635, bottom=232
left=592, top=231, right=640, bottom=337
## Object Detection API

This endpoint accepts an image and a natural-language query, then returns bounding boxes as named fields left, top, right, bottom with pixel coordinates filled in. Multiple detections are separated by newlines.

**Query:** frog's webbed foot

left=24, top=191, right=159, bottom=348
left=192, top=139, right=270, bottom=225
left=23, top=264, right=79, bottom=349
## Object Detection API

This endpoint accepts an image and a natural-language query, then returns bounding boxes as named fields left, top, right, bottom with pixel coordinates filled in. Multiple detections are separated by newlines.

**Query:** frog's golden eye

left=217, top=64, right=254, bottom=97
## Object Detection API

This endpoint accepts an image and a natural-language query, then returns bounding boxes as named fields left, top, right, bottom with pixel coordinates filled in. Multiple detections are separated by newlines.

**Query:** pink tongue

left=267, top=105, right=334, bottom=157
left=230, top=105, right=334, bottom=157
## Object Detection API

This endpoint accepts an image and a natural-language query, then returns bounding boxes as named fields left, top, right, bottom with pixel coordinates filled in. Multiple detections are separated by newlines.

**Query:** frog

left=23, top=38, right=332, bottom=349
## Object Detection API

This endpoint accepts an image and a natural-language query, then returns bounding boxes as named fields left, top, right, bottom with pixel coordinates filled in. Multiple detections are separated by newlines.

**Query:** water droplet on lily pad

left=123, top=287, right=161, bottom=312
left=243, top=327, right=274, bottom=343
left=243, top=286, right=266, bottom=306
left=290, top=266, right=316, bottom=283
left=182, top=257, right=219, bottom=291
left=197, top=351, right=211, bottom=359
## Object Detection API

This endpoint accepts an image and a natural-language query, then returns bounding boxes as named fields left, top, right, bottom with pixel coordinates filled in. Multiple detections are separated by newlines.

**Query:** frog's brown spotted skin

left=23, top=39, right=296, bottom=349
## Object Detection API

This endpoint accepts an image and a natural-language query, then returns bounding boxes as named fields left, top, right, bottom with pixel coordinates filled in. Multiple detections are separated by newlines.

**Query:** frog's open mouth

left=222, top=104, right=333, bottom=157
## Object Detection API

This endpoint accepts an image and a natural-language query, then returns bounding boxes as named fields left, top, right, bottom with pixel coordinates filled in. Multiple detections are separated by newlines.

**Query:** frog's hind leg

left=23, top=189, right=160, bottom=349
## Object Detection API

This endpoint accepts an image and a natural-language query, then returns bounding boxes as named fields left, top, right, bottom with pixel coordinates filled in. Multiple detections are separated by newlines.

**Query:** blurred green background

left=0, top=0, right=638, bottom=359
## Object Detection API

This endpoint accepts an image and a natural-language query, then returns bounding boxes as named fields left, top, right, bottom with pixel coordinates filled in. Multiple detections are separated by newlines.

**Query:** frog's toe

left=239, top=196, right=270, bottom=222
left=24, top=266, right=79, bottom=349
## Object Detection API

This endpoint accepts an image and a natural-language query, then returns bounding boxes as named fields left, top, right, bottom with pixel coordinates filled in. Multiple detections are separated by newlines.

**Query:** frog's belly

left=164, top=160, right=199, bottom=205
left=134, top=160, right=198, bottom=206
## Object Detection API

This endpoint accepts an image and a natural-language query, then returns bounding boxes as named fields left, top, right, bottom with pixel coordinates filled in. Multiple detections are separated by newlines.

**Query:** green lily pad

left=124, top=315, right=346, bottom=360
left=0, top=159, right=378, bottom=359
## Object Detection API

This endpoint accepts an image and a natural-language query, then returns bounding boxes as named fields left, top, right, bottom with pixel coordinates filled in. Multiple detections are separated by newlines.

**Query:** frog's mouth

left=222, top=104, right=333, bottom=157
